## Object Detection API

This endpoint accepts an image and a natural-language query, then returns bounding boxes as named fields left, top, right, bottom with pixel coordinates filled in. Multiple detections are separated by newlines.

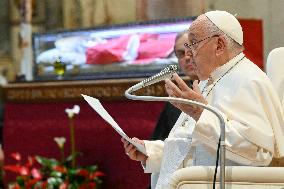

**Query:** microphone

left=126, top=65, right=178, bottom=93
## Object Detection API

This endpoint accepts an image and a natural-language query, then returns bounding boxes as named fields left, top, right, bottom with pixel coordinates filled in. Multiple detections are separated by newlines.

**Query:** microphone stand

left=125, top=90, right=226, bottom=189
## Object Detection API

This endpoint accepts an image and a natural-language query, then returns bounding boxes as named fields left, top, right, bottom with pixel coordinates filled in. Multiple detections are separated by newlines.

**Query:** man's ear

left=216, top=36, right=226, bottom=56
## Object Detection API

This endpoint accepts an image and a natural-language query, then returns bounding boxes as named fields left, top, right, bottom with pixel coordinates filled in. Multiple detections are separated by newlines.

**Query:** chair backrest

left=267, top=47, right=284, bottom=167
left=266, top=47, right=284, bottom=107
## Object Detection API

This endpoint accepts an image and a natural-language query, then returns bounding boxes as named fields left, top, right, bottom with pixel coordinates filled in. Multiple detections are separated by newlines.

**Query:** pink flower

left=11, top=152, right=21, bottom=161
left=31, top=168, right=42, bottom=179
left=19, top=166, right=29, bottom=176
left=59, top=182, right=69, bottom=189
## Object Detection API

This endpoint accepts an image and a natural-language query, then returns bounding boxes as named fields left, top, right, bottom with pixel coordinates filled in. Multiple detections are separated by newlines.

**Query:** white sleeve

left=142, top=140, right=164, bottom=173
left=193, top=109, right=273, bottom=166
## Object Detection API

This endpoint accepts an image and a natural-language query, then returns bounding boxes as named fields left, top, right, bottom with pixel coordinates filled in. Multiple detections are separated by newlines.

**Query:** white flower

left=54, top=137, right=66, bottom=149
left=65, top=105, right=80, bottom=118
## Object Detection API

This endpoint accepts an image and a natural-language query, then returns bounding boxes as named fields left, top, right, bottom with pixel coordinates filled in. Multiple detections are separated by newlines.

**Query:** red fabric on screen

left=136, top=33, right=175, bottom=60
left=86, top=35, right=134, bottom=65
left=3, top=101, right=164, bottom=189
left=239, top=19, right=263, bottom=69
left=86, top=33, right=176, bottom=65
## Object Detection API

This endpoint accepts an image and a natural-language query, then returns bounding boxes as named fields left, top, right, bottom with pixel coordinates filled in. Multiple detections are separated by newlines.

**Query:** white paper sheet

left=82, top=94, right=147, bottom=155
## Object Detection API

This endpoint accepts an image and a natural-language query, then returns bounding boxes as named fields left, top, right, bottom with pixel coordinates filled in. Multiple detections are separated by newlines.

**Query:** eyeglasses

left=184, top=35, right=219, bottom=52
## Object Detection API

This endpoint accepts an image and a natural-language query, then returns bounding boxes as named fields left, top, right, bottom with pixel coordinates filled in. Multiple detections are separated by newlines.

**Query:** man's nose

left=184, top=52, right=192, bottom=62
left=185, top=48, right=193, bottom=57
left=184, top=53, right=197, bottom=67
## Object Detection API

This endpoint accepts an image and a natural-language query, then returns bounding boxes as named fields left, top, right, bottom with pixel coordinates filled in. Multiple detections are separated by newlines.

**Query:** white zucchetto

left=205, top=10, right=243, bottom=45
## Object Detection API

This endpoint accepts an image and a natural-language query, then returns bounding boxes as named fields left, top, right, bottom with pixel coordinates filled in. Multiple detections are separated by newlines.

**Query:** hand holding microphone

left=165, top=73, right=207, bottom=121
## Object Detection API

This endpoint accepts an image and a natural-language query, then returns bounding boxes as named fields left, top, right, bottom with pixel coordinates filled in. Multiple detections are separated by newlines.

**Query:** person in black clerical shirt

left=150, top=30, right=198, bottom=141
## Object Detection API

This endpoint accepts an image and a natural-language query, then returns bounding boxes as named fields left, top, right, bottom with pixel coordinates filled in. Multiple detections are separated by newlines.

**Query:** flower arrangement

left=4, top=105, right=104, bottom=189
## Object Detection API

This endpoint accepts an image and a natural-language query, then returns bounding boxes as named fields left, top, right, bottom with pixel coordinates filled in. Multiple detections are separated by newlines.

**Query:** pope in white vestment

left=142, top=11, right=284, bottom=189
left=121, top=10, right=284, bottom=189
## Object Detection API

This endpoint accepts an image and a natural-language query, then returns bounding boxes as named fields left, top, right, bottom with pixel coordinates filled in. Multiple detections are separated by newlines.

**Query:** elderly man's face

left=174, top=33, right=196, bottom=78
left=185, top=19, right=219, bottom=80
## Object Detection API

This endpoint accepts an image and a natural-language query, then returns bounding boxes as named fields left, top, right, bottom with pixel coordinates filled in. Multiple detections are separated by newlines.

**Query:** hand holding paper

left=82, top=94, right=147, bottom=155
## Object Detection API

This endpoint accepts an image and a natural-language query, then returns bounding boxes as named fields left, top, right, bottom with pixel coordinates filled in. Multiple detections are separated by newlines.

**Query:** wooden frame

left=2, top=78, right=166, bottom=102
left=2, top=76, right=190, bottom=102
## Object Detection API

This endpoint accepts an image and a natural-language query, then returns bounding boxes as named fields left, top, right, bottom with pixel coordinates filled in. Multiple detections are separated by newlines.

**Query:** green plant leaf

left=65, top=151, right=82, bottom=162
left=16, top=176, right=25, bottom=187
left=87, top=165, right=98, bottom=172
left=67, top=168, right=78, bottom=176
left=36, top=156, right=59, bottom=167
left=50, top=171, right=63, bottom=178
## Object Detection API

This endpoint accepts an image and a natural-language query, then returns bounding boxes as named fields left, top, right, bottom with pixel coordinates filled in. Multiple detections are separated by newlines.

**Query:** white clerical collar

left=210, top=52, right=245, bottom=81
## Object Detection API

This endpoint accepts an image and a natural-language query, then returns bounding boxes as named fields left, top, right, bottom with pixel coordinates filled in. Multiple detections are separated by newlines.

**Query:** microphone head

left=143, top=64, right=178, bottom=87
left=167, top=64, right=179, bottom=73
left=125, top=64, right=179, bottom=94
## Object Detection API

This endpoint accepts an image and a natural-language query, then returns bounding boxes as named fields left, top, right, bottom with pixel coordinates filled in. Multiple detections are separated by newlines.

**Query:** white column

left=19, top=0, right=33, bottom=80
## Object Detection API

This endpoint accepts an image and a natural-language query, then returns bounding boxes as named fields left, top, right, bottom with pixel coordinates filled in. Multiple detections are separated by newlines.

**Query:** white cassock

left=143, top=53, right=284, bottom=189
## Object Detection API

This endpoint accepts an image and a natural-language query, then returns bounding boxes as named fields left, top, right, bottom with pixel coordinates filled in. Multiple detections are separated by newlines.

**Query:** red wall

left=3, top=101, right=164, bottom=189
